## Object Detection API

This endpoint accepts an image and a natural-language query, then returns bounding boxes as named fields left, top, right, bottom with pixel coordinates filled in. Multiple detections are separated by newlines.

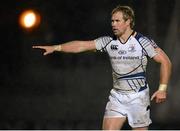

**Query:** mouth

left=112, top=29, right=118, bottom=33
left=112, top=28, right=118, bottom=31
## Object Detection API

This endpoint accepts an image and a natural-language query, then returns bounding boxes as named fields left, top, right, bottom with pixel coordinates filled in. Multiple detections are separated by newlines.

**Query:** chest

left=106, top=38, right=143, bottom=58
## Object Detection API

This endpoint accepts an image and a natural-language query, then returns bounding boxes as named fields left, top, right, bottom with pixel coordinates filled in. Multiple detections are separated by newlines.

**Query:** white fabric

left=95, top=32, right=158, bottom=93
left=104, top=88, right=152, bottom=128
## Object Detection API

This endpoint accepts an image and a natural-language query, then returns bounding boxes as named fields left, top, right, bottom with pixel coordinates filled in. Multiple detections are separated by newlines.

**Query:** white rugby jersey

left=95, top=32, right=158, bottom=93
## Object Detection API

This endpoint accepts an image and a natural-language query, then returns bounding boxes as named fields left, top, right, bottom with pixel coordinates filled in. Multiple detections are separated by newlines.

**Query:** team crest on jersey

left=128, top=44, right=136, bottom=52
left=111, top=45, right=118, bottom=50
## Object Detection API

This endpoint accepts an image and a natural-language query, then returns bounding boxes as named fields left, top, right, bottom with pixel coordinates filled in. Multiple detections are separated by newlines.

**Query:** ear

left=126, top=19, right=131, bottom=26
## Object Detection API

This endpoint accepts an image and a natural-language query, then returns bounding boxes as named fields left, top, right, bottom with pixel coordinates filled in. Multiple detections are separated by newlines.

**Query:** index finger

left=32, top=46, right=45, bottom=49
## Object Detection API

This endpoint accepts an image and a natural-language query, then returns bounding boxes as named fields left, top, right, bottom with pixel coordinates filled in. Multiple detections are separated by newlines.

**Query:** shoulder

left=134, top=32, right=158, bottom=47
left=95, top=36, right=113, bottom=42
left=94, top=36, right=113, bottom=46
left=134, top=32, right=150, bottom=42
left=94, top=36, right=114, bottom=51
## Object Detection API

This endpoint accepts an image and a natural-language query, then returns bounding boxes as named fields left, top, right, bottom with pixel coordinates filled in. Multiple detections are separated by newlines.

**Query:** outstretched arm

left=32, top=40, right=96, bottom=55
left=151, top=47, right=172, bottom=103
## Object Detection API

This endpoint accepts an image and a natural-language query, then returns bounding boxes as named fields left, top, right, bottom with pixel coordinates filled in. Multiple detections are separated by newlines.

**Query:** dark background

left=0, top=0, right=179, bottom=129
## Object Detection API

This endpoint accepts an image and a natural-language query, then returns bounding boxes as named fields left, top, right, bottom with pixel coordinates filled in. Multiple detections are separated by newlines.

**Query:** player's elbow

left=168, top=59, right=172, bottom=72
left=165, top=56, right=172, bottom=69
left=162, top=57, right=172, bottom=74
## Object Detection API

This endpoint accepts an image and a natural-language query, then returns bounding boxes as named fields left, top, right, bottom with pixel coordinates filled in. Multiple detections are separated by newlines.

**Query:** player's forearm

left=53, top=40, right=94, bottom=53
left=159, top=58, right=172, bottom=85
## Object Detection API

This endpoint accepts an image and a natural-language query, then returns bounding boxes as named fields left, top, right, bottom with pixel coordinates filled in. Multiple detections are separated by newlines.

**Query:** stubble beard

left=113, top=29, right=124, bottom=38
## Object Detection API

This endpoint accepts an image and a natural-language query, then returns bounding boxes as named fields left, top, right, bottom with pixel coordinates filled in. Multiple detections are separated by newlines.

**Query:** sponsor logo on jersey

left=111, top=45, right=118, bottom=50
left=118, top=50, right=127, bottom=55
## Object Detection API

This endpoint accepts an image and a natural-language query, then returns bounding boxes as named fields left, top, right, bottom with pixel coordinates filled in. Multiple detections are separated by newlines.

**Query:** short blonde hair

left=112, top=5, right=135, bottom=29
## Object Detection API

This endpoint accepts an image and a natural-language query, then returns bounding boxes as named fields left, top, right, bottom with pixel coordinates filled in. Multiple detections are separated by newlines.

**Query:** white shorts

left=104, top=88, right=152, bottom=128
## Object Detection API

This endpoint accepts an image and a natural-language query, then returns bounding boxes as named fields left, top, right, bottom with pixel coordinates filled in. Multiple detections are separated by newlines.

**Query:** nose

left=111, top=21, right=116, bottom=27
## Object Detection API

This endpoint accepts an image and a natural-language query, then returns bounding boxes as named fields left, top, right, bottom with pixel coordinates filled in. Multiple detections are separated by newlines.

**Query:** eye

left=111, top=19, right=120, bottom=23
left=116, top=20, right=121, bottom=22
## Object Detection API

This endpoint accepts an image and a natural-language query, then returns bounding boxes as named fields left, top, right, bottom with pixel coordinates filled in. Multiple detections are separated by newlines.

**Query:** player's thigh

left=102, top=117, right=126, bottom=130
left=132, top=126, right=148, bottom=130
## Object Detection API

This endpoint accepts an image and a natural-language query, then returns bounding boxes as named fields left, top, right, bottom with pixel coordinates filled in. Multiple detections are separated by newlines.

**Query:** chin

left=113, top=32, right=121, bottom=37
left=113, top=32, right=119, bottom=35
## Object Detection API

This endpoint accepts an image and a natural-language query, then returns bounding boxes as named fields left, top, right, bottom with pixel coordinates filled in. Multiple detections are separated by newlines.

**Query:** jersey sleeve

left=139, top=37, right=158, bottom=58
left=94, top=36, right=112, bottom=52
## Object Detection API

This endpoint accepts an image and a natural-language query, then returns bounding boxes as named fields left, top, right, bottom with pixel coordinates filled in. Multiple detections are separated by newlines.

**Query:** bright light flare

left=19, top=10, right=41, bottom=30
left=24, top=13, right=36, bottom=27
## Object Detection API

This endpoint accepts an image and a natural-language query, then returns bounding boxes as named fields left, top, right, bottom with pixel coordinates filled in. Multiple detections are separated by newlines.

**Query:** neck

left=118, top=28, right=134, bottom=43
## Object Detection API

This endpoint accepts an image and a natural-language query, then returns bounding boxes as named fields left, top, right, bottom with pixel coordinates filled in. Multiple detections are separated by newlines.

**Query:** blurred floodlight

left=24, top=13, right=36, bottom=27
left=19, top=9, right=41, bottom=30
